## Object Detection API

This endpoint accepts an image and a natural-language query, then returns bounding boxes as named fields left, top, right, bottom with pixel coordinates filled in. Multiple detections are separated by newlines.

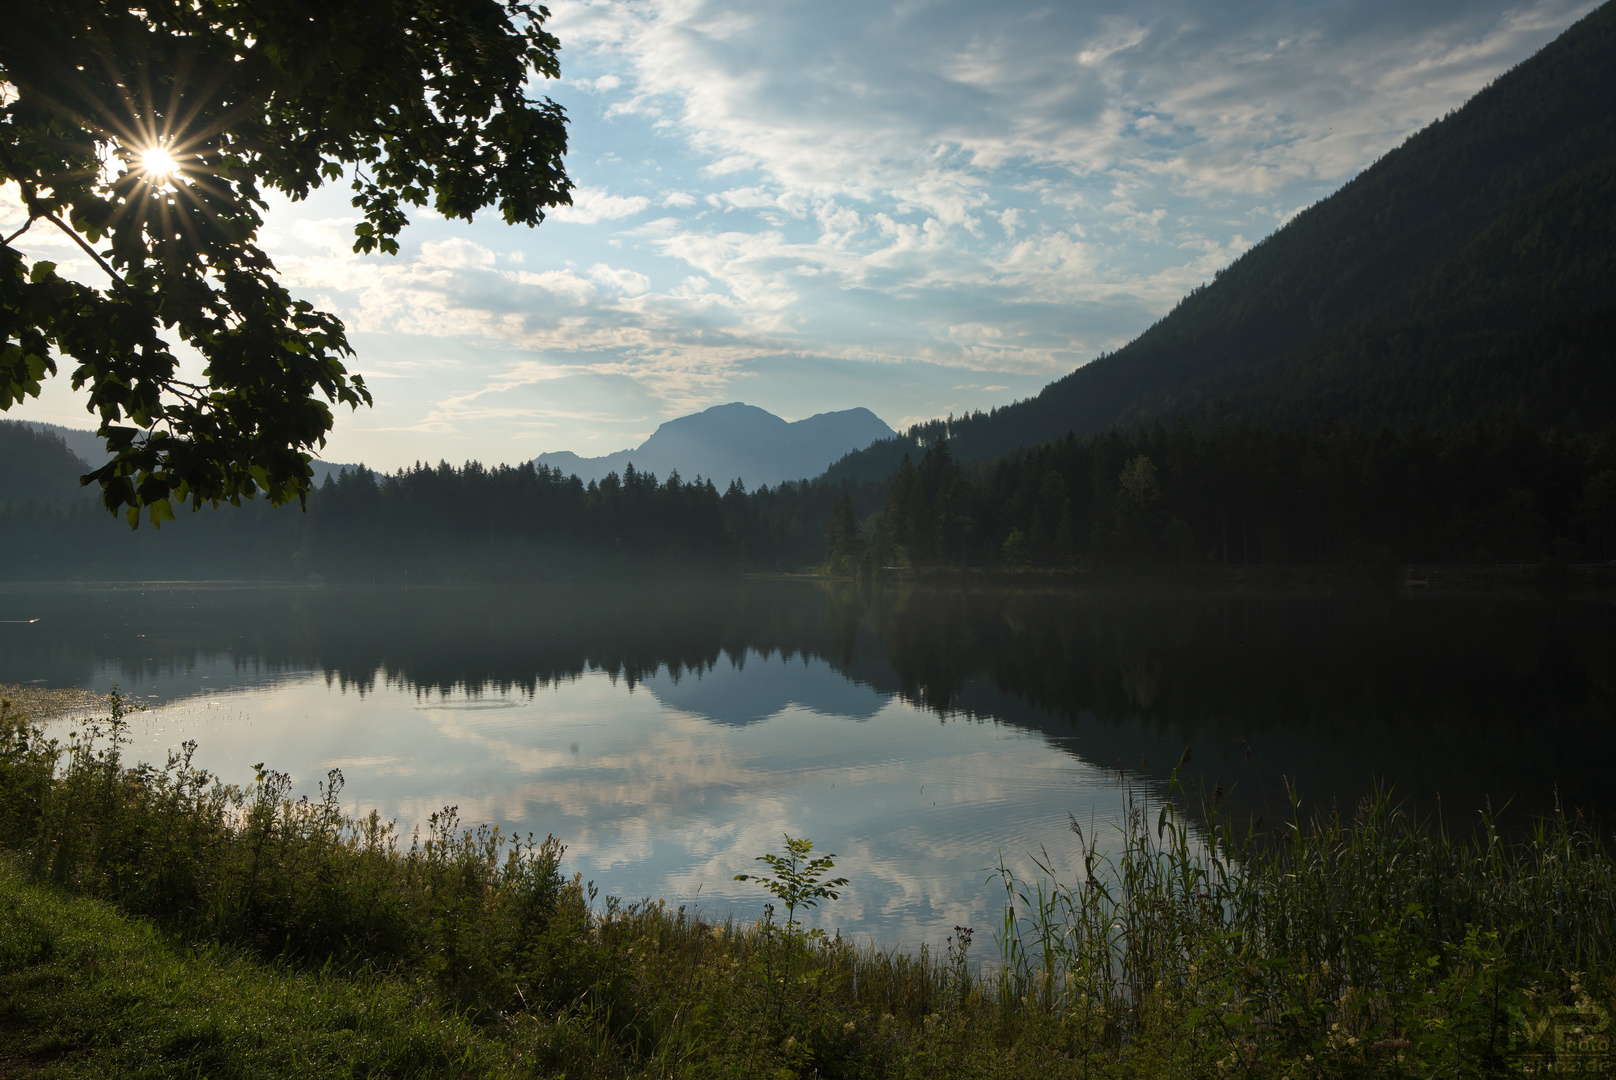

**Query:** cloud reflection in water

left=118, top=651, right=1130, bottom=947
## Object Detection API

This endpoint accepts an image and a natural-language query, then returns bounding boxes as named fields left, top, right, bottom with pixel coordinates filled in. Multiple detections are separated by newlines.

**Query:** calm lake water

left=2, top=580, right=1612, bottom=947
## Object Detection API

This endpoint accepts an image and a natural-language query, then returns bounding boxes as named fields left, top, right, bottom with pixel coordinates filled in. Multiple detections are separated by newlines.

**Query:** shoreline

left=774, top=560, right=1616, bottom=593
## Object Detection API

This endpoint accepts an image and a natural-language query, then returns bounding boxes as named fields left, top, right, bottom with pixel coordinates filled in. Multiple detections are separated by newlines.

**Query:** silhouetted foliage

left=2, top=0, right=571, bottom=521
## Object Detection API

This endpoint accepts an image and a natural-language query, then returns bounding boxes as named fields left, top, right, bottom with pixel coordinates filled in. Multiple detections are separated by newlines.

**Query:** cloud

left=540, top=0, right=1597, bottom=341
left=589, top=263, right=652, bottom=296
left=553, top=0, right=1597, bottom=214
left=551, top=186, right=653, bottom=223
left=420, top=237, right=498, bottom=270
left=232, top=1, right=1601, bottom=466
left=575, top=73, right=623, bottom=92
left=510, top=268, right=598, bottom=304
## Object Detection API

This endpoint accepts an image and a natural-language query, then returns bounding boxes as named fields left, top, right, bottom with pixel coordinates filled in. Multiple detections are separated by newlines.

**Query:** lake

left=2, top=579, right=1611, bottom=947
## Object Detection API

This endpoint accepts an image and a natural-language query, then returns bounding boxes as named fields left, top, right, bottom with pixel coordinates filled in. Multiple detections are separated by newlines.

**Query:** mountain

left=0, top=421, right=93, bottom=505
left=2, top=420, right=356, bottom=495
left=828, top=1, right=1616, bottom=483
left=10, top=420, right=107, bottom=469
left=535, top=402, right=895, bottom=489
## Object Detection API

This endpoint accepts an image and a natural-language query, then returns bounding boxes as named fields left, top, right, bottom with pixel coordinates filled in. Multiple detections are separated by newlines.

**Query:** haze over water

left=3, top=580, right=1610, bottom=947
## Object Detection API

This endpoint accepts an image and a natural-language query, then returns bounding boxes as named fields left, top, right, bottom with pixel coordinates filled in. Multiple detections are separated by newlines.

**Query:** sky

left=6, top=0, right=1601, bottom=469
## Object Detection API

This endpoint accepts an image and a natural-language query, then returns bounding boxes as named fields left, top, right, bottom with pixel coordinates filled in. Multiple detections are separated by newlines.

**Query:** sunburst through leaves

left=138, top=144, right=179, bottom=183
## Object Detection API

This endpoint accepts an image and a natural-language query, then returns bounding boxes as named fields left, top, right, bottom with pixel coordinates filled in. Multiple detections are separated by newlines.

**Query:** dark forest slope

left=0, top=421, right=92, bottom=506
left=829, top=1, right=1616, bottom=482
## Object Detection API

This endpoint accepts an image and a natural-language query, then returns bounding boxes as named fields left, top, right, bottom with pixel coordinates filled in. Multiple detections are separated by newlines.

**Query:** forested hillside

left=829, top=1, right=1616, bottom=482
left=829, top=421, right=1616, bottom=574
left=3, top=417, right=1612, bottom=579
left=0, top=456, right=884, bottom=581
left=0, top=421, right=93, bottom=507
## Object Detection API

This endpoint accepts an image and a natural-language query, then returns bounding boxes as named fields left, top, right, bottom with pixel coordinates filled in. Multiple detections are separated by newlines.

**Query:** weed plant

left=2, top=694, right=1613, bottom=1077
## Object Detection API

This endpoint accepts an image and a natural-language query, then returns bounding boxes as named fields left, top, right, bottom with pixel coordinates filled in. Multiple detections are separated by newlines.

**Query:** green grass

left=0, top=862, right=526, bottom=1078
left=1, top=691, right=1613, bottom=1077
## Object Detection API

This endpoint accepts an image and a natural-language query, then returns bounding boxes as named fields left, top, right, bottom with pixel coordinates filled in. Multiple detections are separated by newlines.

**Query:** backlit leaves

left=0, top=0, right=572, bottom=524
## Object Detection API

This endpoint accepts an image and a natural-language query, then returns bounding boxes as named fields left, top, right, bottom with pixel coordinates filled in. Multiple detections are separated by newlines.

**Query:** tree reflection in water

left=2, top=579, right=1610, bottom=827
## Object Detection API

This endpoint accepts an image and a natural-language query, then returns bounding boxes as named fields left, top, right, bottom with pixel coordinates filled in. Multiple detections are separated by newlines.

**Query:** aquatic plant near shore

left=982, top=770, right=1616, bottom=1074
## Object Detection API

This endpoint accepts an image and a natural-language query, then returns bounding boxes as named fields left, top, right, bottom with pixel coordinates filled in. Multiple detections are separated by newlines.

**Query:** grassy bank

left=2, top=693, right=1612, bottom=1077
left=0, top=865, right=528, bottom=1078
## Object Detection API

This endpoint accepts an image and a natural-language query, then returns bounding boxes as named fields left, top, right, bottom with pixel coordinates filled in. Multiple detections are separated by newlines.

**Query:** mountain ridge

left=535, top=402, right=894, bottom=489
left=826, top=0, right=1616, bottom=484
left=2, top=420, right=357, bottom=497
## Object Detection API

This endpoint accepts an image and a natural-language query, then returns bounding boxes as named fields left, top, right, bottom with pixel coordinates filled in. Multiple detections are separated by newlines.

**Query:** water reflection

left=1, top=580, right=1610, bottom=944
left=643, top=654, right=891, bottom=725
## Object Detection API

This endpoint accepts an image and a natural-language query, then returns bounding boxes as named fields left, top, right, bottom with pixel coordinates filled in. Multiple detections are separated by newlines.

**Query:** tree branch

left=2, top=217, right=34, bottom=246
left=43, top=211, right=126, bottom=287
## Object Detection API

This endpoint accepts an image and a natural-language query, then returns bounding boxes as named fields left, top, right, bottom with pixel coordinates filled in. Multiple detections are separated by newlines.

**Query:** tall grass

left=982, top=775, right=1615, bottom=1074
left=0, top=690, right=565, bottom=1015
left=2, top=692, right=1612, bottom=1077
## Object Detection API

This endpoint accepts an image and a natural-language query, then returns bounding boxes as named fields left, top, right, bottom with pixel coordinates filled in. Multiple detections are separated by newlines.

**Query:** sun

left=140, top=145, right=179, bottom=181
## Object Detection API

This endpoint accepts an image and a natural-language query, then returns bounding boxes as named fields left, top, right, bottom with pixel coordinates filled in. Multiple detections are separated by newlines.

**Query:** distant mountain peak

left=535, top=403, right=894, bottom=489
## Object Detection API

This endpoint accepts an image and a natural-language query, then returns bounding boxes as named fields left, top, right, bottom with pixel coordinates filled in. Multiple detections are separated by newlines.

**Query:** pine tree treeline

left=304, top=460, right=735, bottom=578
left=846, top=420, right=1616, bottom=572
left=0, top=430, right=880, bottom=579
left=3, top=419, right=1614, bottom=580
left=306, top=459, right=889, bottom=577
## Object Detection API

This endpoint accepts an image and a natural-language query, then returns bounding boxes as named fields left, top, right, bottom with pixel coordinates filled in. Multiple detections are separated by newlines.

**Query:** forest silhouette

left=2, top=416, right=1612, bottom=579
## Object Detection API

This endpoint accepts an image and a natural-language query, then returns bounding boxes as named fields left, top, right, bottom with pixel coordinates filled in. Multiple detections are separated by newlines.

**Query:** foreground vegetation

left=1, top=692, right=1612, bottom=1077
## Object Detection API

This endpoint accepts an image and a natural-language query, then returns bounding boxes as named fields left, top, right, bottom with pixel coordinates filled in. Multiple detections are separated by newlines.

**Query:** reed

left=982, top=773, right=1615, bottom=1074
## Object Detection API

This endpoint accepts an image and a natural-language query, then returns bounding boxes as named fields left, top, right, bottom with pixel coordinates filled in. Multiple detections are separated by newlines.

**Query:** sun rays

left=23, top=43, right=250, bottom=263
left=139, top=144, right=180, bottom=183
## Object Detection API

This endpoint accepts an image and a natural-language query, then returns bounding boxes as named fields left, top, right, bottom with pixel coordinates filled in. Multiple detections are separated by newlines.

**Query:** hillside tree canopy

left=0, top=0, right=571, bottom=524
